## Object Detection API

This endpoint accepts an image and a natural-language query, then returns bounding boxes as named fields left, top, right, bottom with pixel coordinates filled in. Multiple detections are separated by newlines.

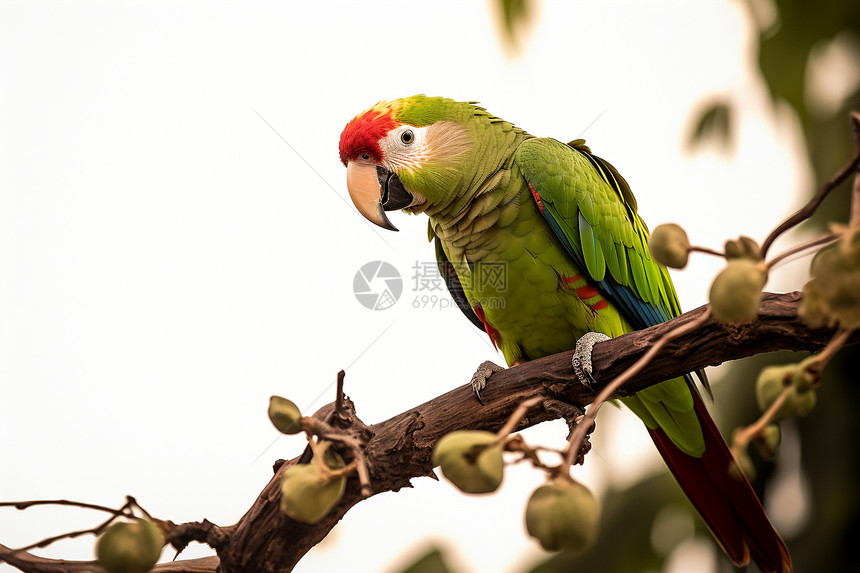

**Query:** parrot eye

left=400, top=129, right=415, bottom=145
left=360, top=153, right=370, bottom=160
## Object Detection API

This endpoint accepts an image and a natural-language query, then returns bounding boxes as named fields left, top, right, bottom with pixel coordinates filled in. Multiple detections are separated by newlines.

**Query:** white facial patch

left=379, top=125, right=432, bottom=173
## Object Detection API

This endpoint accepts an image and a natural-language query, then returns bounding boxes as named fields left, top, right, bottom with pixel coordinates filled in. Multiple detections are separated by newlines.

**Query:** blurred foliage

left=754, top=0, right=860, bottom=224
left=681, top=0, right=860, bottom=569
left=717, top=2, right=860, bottom=571
left=493, top=0, right=536, bottom=51
left=526, top=475, right=708, bottom=573
left=397, top=547, right=457, bottom=573
left=716, top=348, right=860, bottom=572
left=689, top=101, right=734, bottom=150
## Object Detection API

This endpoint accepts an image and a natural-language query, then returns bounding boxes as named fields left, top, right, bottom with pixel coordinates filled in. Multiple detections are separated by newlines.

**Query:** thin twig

left=493, top=396, right=543, bottom=444
left=689, top=245, right=727, bottom=258
left=766, top=233, right=839, bottom=269
left=761, top=112, right=860, bottom=258
left=851, top=112, right=860, bottom=226
left=0, top=499, right=129, bottom=514
left=505, top=439, right=562, bottom=471
left=335, top=370, right=346, bottom=416
left=303, top=419, right=373, bottom=497
left=563, top=311, right=712, bottom=468
left=733, top=327, right=852, bottom=455
left=11, top=512, right=125, bottom=553
left=0, top=543, right=105, bottom=573
left=811, top=328, right=854, bottom=371
left=125, top=496, right=155, bottom=522
left=733, top=386, right=790, bottom=450
left=0, top=497, right=145, bottom=553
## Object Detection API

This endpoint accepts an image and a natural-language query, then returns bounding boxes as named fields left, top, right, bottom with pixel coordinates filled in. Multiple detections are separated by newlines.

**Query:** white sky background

left=0, top=1, right=812, bottom=572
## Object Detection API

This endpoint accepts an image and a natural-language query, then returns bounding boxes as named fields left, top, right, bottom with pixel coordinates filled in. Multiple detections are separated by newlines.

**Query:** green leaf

left=397, top=547, right=457, bottom=573
left=688, top=102, right=733, bottom=150
left=496, top=0, right=534, bottom=50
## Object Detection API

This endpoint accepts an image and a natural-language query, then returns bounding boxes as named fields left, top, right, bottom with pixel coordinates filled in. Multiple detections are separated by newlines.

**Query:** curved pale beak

left=345, top=162, right=414, bottom=232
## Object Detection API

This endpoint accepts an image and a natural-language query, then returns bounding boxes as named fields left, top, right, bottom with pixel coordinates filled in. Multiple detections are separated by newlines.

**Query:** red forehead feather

left=339, top=108, right=399, bottom=166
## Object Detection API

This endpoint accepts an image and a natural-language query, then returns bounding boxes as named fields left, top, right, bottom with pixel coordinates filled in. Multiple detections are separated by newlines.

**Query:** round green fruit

left=709, top=259, right=767, bottom=322
left=649, top=224, right=691, bottom=269
left=525, top=480, right=600, bottom=552
left=96, top=520, right=165, bottom=573
left=432, top=430, right=504, bottom=494
left=268, top=396, right=302, bottom=434
left=724, top=235, right=761, bottom=261
left=280, top=463, right=346, bottom=524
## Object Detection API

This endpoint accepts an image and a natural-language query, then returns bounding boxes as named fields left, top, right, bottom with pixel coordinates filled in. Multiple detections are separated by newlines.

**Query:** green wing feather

left=514, top=137, right=702, bottom=456
left=515, top=137, right=681, bottom=326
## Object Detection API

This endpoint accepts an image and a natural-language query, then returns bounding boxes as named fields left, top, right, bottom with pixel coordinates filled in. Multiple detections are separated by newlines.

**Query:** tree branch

left=2, top=291, right=855, bottom=573
left=216, top=291, right=857, bottom=572
left=0, top=547, right=219, bottom=573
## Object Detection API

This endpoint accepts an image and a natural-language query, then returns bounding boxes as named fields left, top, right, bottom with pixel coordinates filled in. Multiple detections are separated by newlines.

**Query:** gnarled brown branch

left=2, top=291, right=855, bottom=573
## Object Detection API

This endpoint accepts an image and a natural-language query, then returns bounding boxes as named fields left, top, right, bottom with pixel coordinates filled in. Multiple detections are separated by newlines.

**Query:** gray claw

left=572, top=332, right=611, bottom=389
left=470, top=360, right=505, bottom=405
left=472, top=385, right=485, bottom=406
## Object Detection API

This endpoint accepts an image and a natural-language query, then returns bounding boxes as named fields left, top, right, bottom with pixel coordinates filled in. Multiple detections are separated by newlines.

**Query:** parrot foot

left=470, top=360, right=505, bottom=405
left=572, top=332, right=611, bottom=389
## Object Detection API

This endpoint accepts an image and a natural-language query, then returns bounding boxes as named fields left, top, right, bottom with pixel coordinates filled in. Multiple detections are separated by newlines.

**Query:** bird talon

left=572, top=332, right=611, bottom=389
left=470, top=360, right=505, bottom=405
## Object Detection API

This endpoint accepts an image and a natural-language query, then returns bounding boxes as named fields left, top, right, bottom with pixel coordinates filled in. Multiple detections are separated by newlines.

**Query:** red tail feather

left=648, top=390, right=792, bottom=572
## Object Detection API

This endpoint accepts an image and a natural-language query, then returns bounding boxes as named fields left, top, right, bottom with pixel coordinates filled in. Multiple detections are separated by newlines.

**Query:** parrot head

left=339, top=95, right=485, bottom=231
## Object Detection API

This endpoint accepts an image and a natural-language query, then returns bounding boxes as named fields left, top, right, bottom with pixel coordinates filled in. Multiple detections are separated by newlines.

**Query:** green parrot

left=339, top=95, right=790, bottom=572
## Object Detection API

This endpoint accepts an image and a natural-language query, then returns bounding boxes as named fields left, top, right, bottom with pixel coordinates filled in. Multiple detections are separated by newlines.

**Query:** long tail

left=647, top=389, right=792, bottom=572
